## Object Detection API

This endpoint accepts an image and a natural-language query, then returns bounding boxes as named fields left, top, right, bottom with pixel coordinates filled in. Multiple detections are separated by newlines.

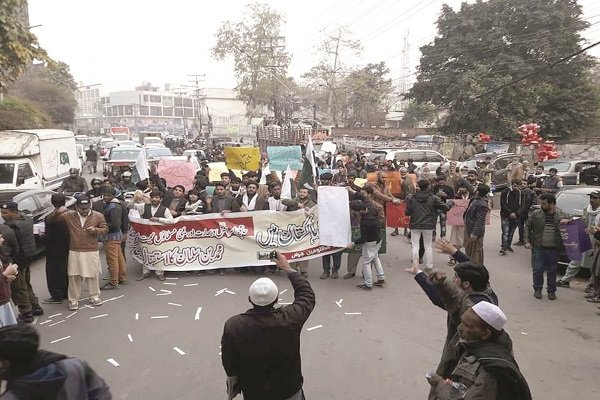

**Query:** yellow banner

left=225, top=147, right=261, bottom=171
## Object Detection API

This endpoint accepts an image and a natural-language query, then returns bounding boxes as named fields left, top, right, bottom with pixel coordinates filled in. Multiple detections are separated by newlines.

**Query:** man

left=266, top=182, right=289, bottom=211
left=515, top=179, right=537, bottom=246
left=405, top=180, right=449, bottom=271
left=166, top=184, right=187, bottom=217
left=84, top=144, right=98, bottom=174
left=365, top=171, right=402, bottom=235
left=391, top=167, right=416, bottom=236
left=499, top=179, right=524, bottom=255
left=541, top=167, right=563, bottom=194
left=527, top=164, right=545, bottom=195
left=210, top=182, right=235, bottom=214
left=229, top=177, right=243, bottom=198
left=466, top=169, right=481, bottom=191
left=525, top=193, right=570, bottom=300
left=116, top=171, right=137, bottom=192
left=318, top=173, right=344, bottom=279
left=41, top=194, right=70, bottom=305
left=463, top=185, right=490, bottom=265
left=557, top=190, right=600, bottom=291
left=47, top=197, right=108, bottom=311
left=99, top=187, right=127, bottom=290
left=57, top=168, right=88, bottom=195
left=133, top=190, right=174, bottom=281
left=0, top=324, right=112, bottom=399
left=221, top=252, right=315, bottom=400
left=87, top=178, right=104, bottom=201
left=406, top=158, right=418, bottom=174
left=220, top=172, right=232, bottom=190
left=232, top=182, right=267, bottom=212
left=1, top=202, right=43, bottom=323
left=352, top=201, right=385, bottom=290
left=507, top=157, right=525, bottom=183
left=427, top=301, right=531, bottom=400
left=295, top=187, right=316, bottom=210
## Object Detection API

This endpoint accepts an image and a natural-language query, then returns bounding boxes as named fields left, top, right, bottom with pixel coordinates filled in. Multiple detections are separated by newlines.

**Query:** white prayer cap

left=471, top=301, right=507, bottom=331
left=249, top=278, right=279, bottom=306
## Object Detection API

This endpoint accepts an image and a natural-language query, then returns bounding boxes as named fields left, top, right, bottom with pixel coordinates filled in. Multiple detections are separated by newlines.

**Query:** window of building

left=124, top=105, right=133, bottom=115
left=163, top=96, right=173, bottom=107
left=150, top=95, right=162, bottom=103
left=143, top=95, right=149, bottom=102
left=174, top=97, right=182, bottom=107
left=183, top=108, right=194, bottom=117
left=150, top=106, right=162, bottom=116
left=163, top=107, right=173, bottom=117
left=139, top=106, right=149, bottom=116
left=174, top=107, right=183, bottom=117
left=183, top=98, right=193, bottom=108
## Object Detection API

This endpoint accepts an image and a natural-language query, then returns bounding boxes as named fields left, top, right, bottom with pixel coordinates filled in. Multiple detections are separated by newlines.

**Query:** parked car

left=145, top=146, right=173, bottom=162
left=0, top=189, right=76, bottom=255
left=98, top=138, right=115, bottom=156
left=461, top=152, right=521, bottom=191
left=541, top=160, right=600, bottom=186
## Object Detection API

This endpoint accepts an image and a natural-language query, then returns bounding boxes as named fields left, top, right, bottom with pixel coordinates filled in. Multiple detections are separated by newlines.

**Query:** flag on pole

left=135, top=148, right=149, bottom=181
left=306, top=134, right=316, bottom=183
left=281, top=165, right=293, bottom=199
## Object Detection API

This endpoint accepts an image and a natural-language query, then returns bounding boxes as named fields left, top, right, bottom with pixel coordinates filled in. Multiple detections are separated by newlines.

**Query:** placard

left=267, top=146, right=303, bottom=171
left=224, top=147, right=261, bottom=171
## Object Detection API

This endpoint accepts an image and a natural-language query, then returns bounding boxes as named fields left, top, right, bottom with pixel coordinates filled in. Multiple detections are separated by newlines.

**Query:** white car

left=385, top=149, right=448, bottom=170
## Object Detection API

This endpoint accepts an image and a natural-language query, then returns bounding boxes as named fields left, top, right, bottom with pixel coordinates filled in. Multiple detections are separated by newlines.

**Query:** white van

left=0, top=130, right=81, bottom=192
left=386, top=149, right=448, bottom=170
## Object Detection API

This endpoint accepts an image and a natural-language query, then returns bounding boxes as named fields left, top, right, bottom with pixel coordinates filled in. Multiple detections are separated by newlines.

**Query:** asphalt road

left=25, top=203, right=599, bottom=400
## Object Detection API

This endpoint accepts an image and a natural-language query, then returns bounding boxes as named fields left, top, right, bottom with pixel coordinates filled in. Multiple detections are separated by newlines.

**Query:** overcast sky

left=28, top=0, right=600, bottom=94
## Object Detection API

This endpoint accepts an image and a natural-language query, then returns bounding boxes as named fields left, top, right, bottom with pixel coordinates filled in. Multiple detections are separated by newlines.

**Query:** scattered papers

left=215, top=288, right=228, bottom=296
left=90, top=314, right=108, bottom=320
left=107, top=358, right=120, bottom=367
left=151, top=316, right=169, bottom=319
left=168, top=302, right=182, bottom=307
left=521, top=332, right=528, bottom=335
left=194, top=307, right=203, bottom=320
left=184, top=283, right=199, bottom=287
left=127, top=334, right=133, bottom=342
left=225, top=290, right=236, bottom=295
left=344, top=312, right=362, bottom=315
left=148, top=287, right=156, bottom=292
left=66, top=311, right=77, bottom=319
left=39, top=320, right=52, bottom=325
left=173, top=347, right=187, bottom=356
left=50, top=336, right=71, bottom=344
left=279, top=289, right=288, bottom=295
left=165, top=277, right=178, bottom=280
left=104, top=295, right=125, bottom=303
left=157, top=290, right=172, bottom=296
left=307, top=325, right=323, bottom=331
left=163, top=282, right=177, bottom=286
left=335, top=299, right=344, bottom=308
left=135, top=313, right=139, bottom=320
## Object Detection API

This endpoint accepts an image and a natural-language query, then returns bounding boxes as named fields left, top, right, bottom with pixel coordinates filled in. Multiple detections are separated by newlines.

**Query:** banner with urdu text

left=128, top=206, right=341, bottom=271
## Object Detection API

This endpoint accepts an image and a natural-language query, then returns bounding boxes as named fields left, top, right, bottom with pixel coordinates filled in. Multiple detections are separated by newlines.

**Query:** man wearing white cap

left=221, top=252, right=315, bottom=400
left=428, top=301, right=531, bottom=400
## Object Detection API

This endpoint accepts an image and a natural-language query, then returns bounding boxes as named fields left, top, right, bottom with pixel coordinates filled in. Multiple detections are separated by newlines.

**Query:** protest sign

left=318, top=186, right=352, bottom=247
left=386, top=202, right=410, bottom=228
left=446, top=199, right=491, bottom=226
left=128, top=207, right=341, bottom=271
left=208, top=162, right=243, bottom=183
left=157, top=159, right=197, bottom=191
left=320, top=141, right=337, bottom=154
left=267, top=146, right=303, bottom=171
left=224, top=147, right=261, bottom=171
left=560, top=219, right=592, bottom=262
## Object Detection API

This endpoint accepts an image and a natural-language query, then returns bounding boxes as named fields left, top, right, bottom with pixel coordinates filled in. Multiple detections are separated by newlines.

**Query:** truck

left=138, top=131, right=164, bottom=146
left=110, top=126, right=130, bottom=141
left=0, top=129, right=81, bottom=192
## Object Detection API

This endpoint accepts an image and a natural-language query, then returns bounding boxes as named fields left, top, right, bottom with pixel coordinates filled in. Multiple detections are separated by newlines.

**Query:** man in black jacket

left=221, top=252, right=315, bottom=400
left=0, top=324, right=111, bottom=399
left=405, top=180, right=449, bottom=271
left=351, top=200, right=385, bottom=290
left=463, top=185, right=490, bottom=265
left=1, top=201, right=43, bottom=323
left=499, top=179, right=525, bottom=255
left=41, top=194, right=70, bottom=305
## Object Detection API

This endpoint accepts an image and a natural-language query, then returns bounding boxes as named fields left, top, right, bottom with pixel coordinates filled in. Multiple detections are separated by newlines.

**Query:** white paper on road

left=279, top=289, right=288, bottom=295
left=173, top=347, right=187, bottom=356
left=90, top=314, right=108, bottom=320
left=194, top=307, right=202, bottom=320
left=127, top=334, right=133, bottom=342
left=148, top=287, right=156, bottom=292
left=135, top=313, right=139, bottom=320
left=168, top=302, right=182, bottom=307
left=317, top=186, right=351, bottom=247
left=107, top=358, right=120, bottom=367
left=307, top=325, right=323, bottom=331
left=344, top=312, right=362, bottom=315
left=225, top=290, right=236, bottom=295
left=163, top=282, right=176, bottom=286
left=184, top=283, right=199, bottom=287
left=151, top=315, right=169, bottom=319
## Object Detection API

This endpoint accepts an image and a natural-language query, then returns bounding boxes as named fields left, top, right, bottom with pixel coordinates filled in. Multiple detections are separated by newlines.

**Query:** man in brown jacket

left=48, top=197, right=108, bottom=311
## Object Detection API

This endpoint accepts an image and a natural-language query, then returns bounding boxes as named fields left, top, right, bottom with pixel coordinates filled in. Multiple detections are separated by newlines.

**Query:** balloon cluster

left=477, top=132, right=491, bottom=144
left=516, top=123, right=559, bottom=161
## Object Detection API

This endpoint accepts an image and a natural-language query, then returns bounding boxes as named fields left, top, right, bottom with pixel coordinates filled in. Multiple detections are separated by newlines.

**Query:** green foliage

left=342, top=62, right=392, bottom=127
left=0, top=0, right=50, bottom=88
left=408, top=0, right=599, bottom=138
left=402, top=101, right=440, bottom=128
left=0, top=97, right=49, bottom=130
left=212, top=3, right=290, bottom=120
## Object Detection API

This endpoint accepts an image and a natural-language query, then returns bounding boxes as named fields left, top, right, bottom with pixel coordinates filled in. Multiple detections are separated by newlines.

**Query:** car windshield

left=146, top=147, right=172, bottom=158
left=0, top=164, right=15, bottom=184
left=110, top=149, right=140, bottom=160
left=556, top=192, right=590, bottom=216
left=542, top=161, right=571, bottom=172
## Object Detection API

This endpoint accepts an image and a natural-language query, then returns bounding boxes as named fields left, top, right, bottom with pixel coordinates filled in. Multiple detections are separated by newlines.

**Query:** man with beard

left=58, top=168, right=88, bottom=195
left=525, top=193, right=570, bottom=300
left=210, top=182, right=235, bottom=214
left=47, top=197, right=108, bottom=311
left=527, top=164, right=545, bottom=195
left=266, top=182, right=288, bottom=211
left=98, top=187, right=128, bottom=291
left=41, top=194, right=70, bottom=305
left=86, top=178, right=104, bottom=201
left=133, top=190, right=175, bottom=281
left=232, top=182, right=267, bottom=212
left=541, top=167, right=563, bottom=194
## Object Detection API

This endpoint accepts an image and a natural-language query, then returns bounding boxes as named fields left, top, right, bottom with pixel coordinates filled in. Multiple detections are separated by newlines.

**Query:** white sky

left=28, top=0, right=600, bottom=93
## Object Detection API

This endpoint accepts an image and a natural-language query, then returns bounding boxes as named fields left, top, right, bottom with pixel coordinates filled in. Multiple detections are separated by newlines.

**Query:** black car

left=0, top=189, right=76, bottom=255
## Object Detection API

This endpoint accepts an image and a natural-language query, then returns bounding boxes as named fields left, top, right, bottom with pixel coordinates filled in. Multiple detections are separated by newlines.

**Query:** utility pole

left=328, top=28, right=342, bottom=128
left=399, top=30, right=411, bottom=112
left=187, top=73, right=205, bottom=140
left=261, top=36, right=288, bottom=125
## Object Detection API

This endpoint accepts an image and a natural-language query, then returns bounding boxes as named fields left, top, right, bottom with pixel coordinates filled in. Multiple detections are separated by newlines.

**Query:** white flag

left=281, top=165, right=293, bottom=199
left=306, top=134, right=316, bottom=182
left=135, top=148, right=149, bottom=181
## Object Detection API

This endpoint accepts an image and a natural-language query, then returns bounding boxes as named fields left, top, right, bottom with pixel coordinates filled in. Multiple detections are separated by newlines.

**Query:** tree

left=0, top=97, right=49, bottom=130
left=212, top=3, right=291, bottom=122
left=0, top=0, right=50, bottom=89
left=7, top=62, right=77, bottom=125
left=408, top=0, right=599, bottom=138
left=301, top=27, right=362, bottom=127
left=402, top=101, right=440, bottom=128
left=342, top=62, right=393, bottom=127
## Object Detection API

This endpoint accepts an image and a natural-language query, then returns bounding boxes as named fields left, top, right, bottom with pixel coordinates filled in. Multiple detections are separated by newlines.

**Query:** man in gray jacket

left=405, top=180, right=449, bottom=271
left=463, top=185, right=491, bottom=265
